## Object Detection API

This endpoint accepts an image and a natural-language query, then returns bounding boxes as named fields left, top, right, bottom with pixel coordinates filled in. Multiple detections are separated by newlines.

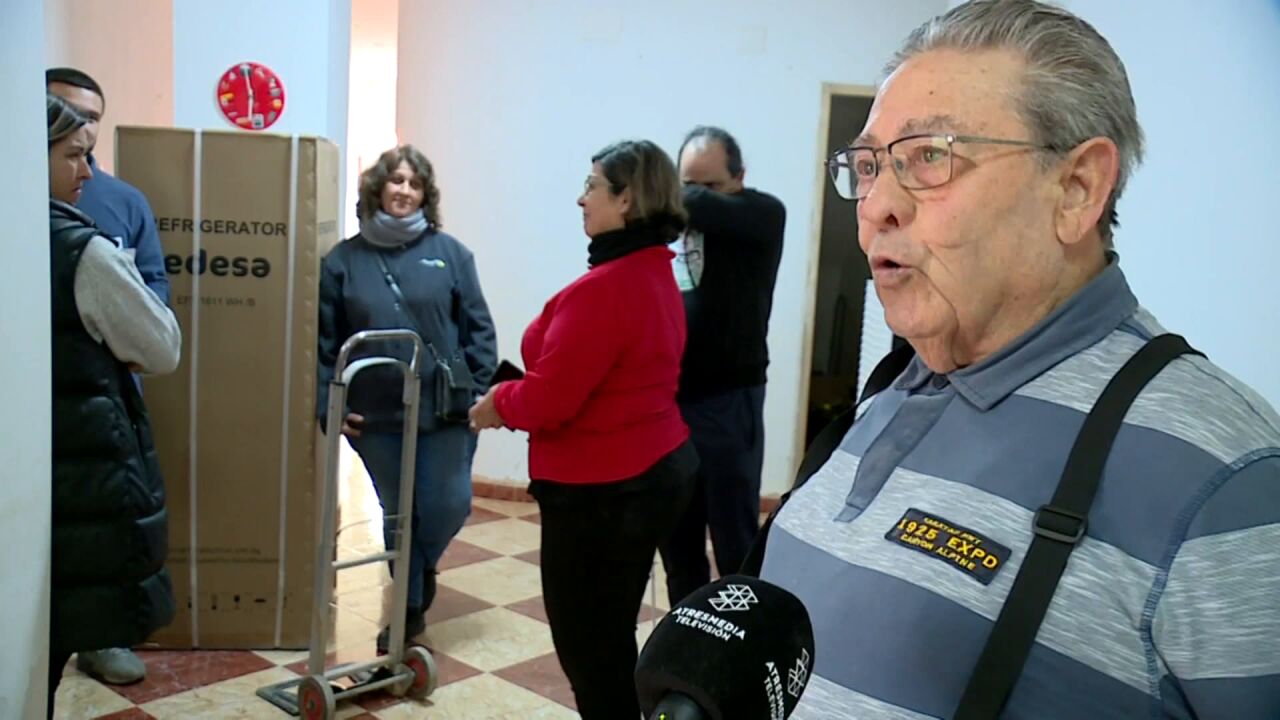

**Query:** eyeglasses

left=826, top=133, right=1059, bottom=201
left=584, top=176, right=622, bottom=195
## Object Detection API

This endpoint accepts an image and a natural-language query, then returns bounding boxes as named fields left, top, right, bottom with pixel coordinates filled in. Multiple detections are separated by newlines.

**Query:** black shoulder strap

left=373, top=251, right=446, bottom=364
left=954, top=333, right=1201, bottom=719
left=739, top=342, right=916, bottom=576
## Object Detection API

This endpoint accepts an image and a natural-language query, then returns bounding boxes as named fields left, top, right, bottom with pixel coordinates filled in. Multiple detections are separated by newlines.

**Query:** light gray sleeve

left=73, top=235, right=181, bottom=375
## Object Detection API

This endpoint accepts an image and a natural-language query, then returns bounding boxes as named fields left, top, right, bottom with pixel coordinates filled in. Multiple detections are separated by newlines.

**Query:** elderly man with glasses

left=753, top=1, right=1280, bottom=718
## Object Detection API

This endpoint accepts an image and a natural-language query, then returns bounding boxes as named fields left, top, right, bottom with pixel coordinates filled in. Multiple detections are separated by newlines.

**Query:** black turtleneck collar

left=587, top=213, right=685, bottom=268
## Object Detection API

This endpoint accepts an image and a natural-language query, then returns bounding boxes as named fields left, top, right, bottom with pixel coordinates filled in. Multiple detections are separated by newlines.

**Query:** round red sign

left=216, top=61, right=285, bottom=131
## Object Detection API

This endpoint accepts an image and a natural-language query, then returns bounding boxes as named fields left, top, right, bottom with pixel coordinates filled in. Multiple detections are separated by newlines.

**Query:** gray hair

left=47, top=93, right=87, bottom=147
left=888, top=0, right=1143, bottom=247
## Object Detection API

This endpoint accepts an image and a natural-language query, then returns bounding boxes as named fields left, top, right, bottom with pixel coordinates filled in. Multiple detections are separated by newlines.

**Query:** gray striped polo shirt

left=761, top=260, right=1280, bottom=719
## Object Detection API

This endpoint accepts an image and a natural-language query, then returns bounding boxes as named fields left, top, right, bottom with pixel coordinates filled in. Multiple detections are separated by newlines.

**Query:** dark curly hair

left=357, top=144, right=442, bottom=227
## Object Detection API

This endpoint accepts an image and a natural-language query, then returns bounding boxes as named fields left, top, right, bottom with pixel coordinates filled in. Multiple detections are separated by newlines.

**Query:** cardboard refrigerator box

left=115, top=127, right=342, bottom=649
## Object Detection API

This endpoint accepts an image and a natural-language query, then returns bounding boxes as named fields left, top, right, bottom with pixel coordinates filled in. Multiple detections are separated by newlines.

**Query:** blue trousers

left=349, top=425, right=476, bottom=609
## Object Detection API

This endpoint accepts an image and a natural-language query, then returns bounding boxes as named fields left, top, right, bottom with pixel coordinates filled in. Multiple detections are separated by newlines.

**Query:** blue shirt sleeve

left=130, top=200, right=170, bottom=304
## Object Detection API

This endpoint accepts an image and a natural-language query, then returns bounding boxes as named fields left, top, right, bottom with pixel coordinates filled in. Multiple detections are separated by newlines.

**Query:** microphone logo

left=787, top=648, right=811, bottom=698
left=708, top=584, right=759, bottom=612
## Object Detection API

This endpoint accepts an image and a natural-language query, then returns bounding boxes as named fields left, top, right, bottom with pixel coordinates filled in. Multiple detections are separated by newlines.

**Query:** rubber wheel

left=298, top=675, right=336, bottom=720
left=403, top=646, right=439, bottom=699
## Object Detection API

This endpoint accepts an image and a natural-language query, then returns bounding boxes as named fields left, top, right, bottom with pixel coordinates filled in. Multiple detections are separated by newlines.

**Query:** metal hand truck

left=258, top=329, right=438, bottom=718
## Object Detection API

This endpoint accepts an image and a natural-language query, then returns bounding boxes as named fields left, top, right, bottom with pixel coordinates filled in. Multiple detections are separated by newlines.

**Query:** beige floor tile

left=472, top=497, right=539, bottom=517
left=139, top=666, right=300, bottom=718
left=522, top=703, right=581, bottom=720
left=438, top=556, right=542, bottom=606
left=335, top=561, right=388, bottom=595
left=424, top=607, right=555, bottom=672
left=374, top=674, right=564, bottom=720
left=636, top=620, right=657, bottom=651
left=252, top=649, right=309, bottom=666
left=456, top=517, right=542, bottom=555
left=332, top=601, right=383, bottom=654
left=53, top=669, right=133, bottom=719
left=643, top=554, right=671, bottom=611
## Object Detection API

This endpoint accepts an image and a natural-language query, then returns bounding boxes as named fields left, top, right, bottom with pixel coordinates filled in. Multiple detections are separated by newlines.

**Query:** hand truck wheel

left=298, top=674, right=336, bottom=720
left=402, top=645, right=438, bottom=700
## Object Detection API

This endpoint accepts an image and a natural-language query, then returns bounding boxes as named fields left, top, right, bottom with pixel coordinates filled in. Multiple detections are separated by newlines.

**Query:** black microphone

left=635, top=574, right=815, bottom=720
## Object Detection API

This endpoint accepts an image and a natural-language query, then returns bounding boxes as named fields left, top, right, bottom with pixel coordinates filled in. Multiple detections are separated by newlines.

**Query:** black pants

left=659, top=385, right=766, bottom=606
left=534, top=441, right=697, bottom=720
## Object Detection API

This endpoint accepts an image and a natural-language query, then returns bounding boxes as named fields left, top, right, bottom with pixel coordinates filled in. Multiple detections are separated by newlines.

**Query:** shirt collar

left=896, top=254, right=1137, bottom=410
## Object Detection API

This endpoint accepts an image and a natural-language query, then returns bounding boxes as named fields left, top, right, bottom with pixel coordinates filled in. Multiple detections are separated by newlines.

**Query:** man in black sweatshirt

left=659, top=126, right=786, bottom=606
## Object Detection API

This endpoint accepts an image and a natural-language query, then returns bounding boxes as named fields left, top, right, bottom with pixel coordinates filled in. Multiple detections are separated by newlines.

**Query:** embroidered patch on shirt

left=884, top=508, right=1012, bottom=585
left=420, top=258, right=446, bottom=268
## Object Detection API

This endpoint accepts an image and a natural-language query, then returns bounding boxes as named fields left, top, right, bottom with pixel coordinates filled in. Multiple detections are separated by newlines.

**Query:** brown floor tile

left=110, top=650, right=274, bottom=705
left=437, top=539, right=501, bottom=571
left=503, top=596, right=549, bottom=624
left=429, top=650, right=484, bottom=689
left=463, top=505, right=507, bottom=526
left=514, top=549, right=540, bottom=566
left=95, top=709, right=157, bottom=720
left=493, top=652, right=577, bottom=711
left=426, top=584, right=494, bottom=626
left=472, top=480, right=535, bottom=503
left=520, top=512, right=542, bottom=525
left=637, top=604, right=664, bottom=623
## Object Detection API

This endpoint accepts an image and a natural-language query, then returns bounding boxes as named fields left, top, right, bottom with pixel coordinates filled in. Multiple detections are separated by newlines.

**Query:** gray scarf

left=361, top=209, right=429, bottom=248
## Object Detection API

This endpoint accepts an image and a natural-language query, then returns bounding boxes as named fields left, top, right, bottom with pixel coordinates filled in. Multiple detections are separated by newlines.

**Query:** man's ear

left=1055, top=137, right=1118, bottom=246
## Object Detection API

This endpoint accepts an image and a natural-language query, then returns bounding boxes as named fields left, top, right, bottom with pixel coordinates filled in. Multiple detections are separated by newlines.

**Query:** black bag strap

left=739, top=342, right=917, bottom=576
left=373, top=251, right=448, bottom=366
left=954, top=333, right=1201, bottom=719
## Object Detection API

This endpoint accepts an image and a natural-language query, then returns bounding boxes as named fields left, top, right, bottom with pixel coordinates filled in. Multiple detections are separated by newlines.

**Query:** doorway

left=799, top=85, right=876, bottom=449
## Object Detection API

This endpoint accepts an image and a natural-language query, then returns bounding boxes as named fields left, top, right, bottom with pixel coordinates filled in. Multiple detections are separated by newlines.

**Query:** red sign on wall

left=216, top=61, right=285, bottom=131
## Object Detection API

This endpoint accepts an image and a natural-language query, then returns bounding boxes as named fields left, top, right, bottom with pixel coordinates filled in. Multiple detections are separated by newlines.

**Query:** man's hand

left=468, top=386, right=505, bottom=432
left=341, top=412, right=365, bottom=438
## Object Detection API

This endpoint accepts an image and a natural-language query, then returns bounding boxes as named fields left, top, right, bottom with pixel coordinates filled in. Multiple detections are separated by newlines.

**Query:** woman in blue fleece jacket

left=317, top=144, right=497, bottom=652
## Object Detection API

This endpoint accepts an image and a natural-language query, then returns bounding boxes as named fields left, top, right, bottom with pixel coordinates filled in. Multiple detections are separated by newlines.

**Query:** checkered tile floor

left=54, top=451, right=672, bottom=719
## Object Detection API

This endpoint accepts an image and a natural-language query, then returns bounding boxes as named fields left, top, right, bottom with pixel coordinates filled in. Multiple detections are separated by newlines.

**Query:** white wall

left=0, top=2, right=53, bottom=716
left=1063, top=0, right=1280, bottom=409
left=173, top=0, right=352, bottom=233
left=346, top=0, right=399, bottom=236
left=43, top=0, right=174, bottom=173
left=396, top=0, right=946, bottom=493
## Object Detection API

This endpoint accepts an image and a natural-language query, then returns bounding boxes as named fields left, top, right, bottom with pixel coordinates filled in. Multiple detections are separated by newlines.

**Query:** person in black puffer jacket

left=46, top=93, right=181, bottom=717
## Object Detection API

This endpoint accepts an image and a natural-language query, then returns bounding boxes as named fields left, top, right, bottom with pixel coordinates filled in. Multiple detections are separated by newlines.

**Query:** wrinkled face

left=49, top=125, right=94, bottom=204
left=48, top=82, right=104, bottom=151
left=379, top=160, right=426, bottom=218
left=679, top=140, right=743, bottom=193
left=856, top=48, right=1066, bottom=367
left=577, top=162, right=631, bottom=237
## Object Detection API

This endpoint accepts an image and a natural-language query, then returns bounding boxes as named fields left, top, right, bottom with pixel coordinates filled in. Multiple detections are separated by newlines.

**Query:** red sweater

left=494, top=246, right=689, bottom=484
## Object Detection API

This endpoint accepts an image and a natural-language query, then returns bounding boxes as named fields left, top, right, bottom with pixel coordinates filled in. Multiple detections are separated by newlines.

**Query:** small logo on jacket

left=420, top=258, right=447, bottom=268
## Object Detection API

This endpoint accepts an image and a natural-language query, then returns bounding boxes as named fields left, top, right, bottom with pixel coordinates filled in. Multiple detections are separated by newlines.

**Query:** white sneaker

left=76, top=648, right=146, bottom=685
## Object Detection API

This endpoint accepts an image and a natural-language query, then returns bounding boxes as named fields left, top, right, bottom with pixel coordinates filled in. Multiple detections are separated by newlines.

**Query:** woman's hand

left=468, top=386, right=505, bottom=432
left=341, top=412, right=365, bottom=438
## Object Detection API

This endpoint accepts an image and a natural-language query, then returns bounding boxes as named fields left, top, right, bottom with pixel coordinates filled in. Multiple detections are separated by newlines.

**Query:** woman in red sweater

left=469, top=139, right=697, bottom=718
